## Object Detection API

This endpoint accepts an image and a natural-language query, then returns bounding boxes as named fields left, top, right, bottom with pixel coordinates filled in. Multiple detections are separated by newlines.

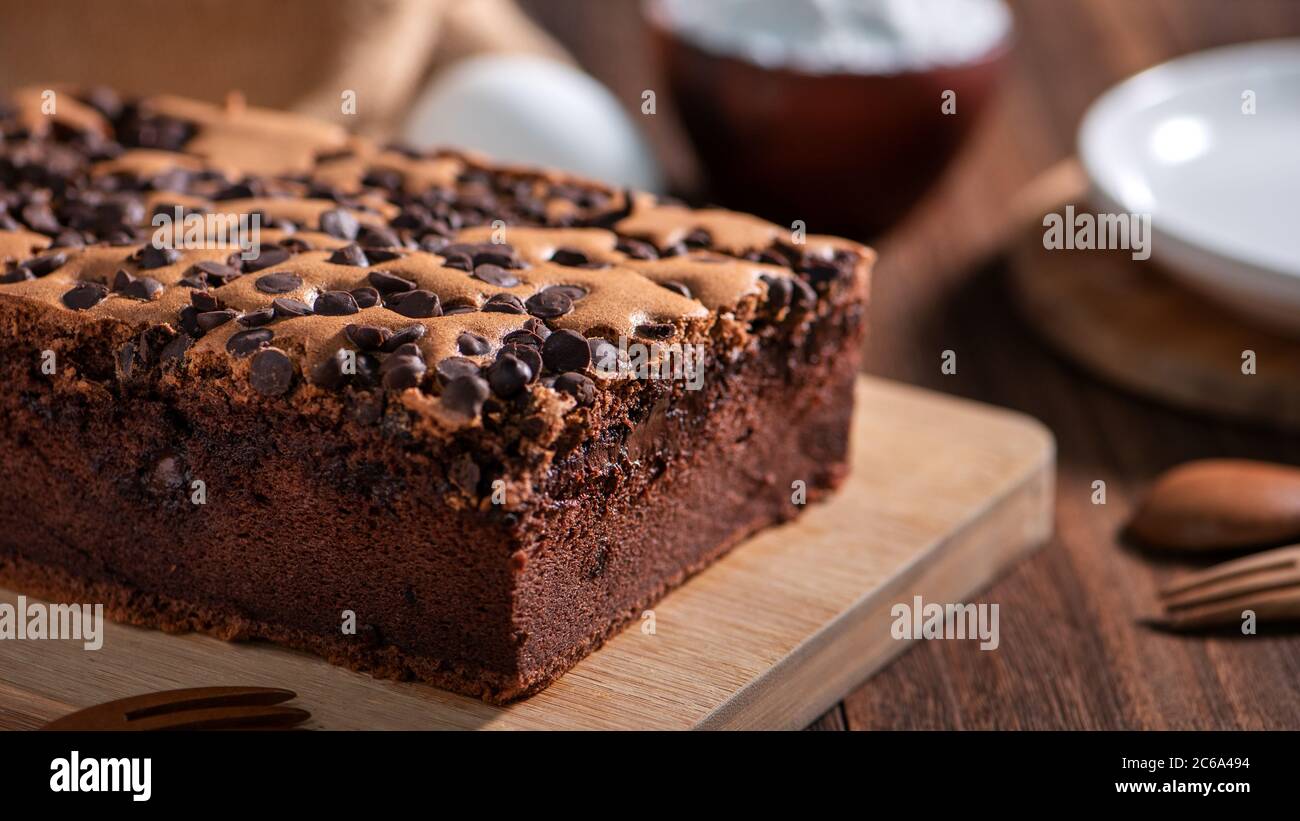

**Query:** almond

left=1130, top=459, right=1300, bottom=550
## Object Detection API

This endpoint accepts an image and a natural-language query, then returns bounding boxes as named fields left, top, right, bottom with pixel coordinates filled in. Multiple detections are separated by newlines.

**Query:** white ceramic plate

left=1079, top=39, right=1300, bottom=335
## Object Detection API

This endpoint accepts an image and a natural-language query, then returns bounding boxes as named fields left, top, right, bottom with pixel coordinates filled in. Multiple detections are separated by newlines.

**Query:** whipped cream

left=650, top=0, right=1012, bottom=74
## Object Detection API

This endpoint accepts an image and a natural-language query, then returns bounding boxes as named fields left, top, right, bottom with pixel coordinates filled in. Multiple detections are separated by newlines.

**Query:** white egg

left=401, top=55, right=664, bottom=193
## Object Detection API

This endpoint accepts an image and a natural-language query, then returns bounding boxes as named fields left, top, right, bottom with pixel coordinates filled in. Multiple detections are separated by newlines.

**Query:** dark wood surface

left=522, top=0, right=1300, bottom=729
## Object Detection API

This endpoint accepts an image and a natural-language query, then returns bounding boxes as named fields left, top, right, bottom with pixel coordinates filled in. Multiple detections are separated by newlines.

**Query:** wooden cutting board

left=0, top=377, right=1054, bottom=730
left=1008, top=160, right=1300, bottom=431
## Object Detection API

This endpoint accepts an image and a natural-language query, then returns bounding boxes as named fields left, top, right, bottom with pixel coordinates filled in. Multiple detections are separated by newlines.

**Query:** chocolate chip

left=524, top=289, right=572, bottom=319
left=238, top=308, right=275, bottom=327
left=350, top=286, right=380, bottom=309
left=354, top=352, right=381, bottom=388
left=188, top=290, right=221, bottom=313
left=441, top=374, right=490, bottom=419
left=358, top=225, right=402, bottom=248
left=314, top=290, right=360, bottom=316
left=436, top=356, right=482, bottom=384
left=160, top=333, right=193, bottom=364
left=21, top=202, right=61, bottom=234
left=471, top=263, right=520, bottom=287
left=544, top=284, right=588, bottom=302
left=62, top=282, right=108, bottom=310
left=381, top=324, right=427, bottom=352
left=190, top=260, right=240, bottom=286
left=137, top=244, right=181, bottom=269
left=482, top=293, right=526, bottom=315
left=473, top=246, right=519, bottom=268
left=589, top=338, right=619, bottom=374
left=328, top=243, right=369, bottom=267
left=791, top=277, right=817, bottom=309
left=319, top=208, right=359, bottom=240
left=227, top=328, right=274, bottom=357
left=250, top=348, right=295, bottom=396
left=456, top=331, right=491, bottom=356
left=443, top=304, right=476, bottom=315
left=554, top=372, right=596, bottom=406
left=312, top=348, right=352, bottom=389
left=661, top=280, right=692, bottom=299
left=240, top=245, right=293, bottom=272
left=272, top=297, right=313, bottom=318
left=500, top=343, right=542, bottom=382
left=21, top=252, right=68, bottom=278
left=522, top=317, right=552, bottom=341
left=385, top=289, right=441, bottom=318
left=616, top=237, right=658, bottom=259
left=549, top=248, right=590, bottom=266
left=387, top=342, right=423, bottom=360
left=178, top=305, right=203, bottom=337
left=487, top=353, right=532, bottom=397
left=196, top=309, right=237, bottom=331
left=345, top=324, right=390, bottom=351
left=683, top=228, right=712, bottom=248
left=0, top=267, right=33, bottom=284
left=255, top=271, right=303, bottom=294
left=502, top=329, right=543, bottom=349
left=441, top=252, right=473, bottom=272
left=381, top=353, right=427, bottom=390
left=368, top=270, right=415, bottom=294
left=365, top=249, right=403, bottom=263
left=279, top=236, right=313, bottom=253
left=636, top=322, right=676, bottom=339
left=52, top=229, right=86, bottom=248
left=761, top=274, right=793, bottom=310
left=542, top=329, right=592, bottom=373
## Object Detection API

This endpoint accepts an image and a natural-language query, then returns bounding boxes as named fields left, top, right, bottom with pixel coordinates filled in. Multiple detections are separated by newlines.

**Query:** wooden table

left=521, top=0, right=1300, bottom=729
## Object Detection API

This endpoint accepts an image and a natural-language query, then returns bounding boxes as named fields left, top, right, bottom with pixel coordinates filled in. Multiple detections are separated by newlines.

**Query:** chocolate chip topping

left=554, top=371, right=596, bottom=406
left=319, top=207, right=359, bottom=240
left=190, top=260, right=241, bottom=286
left=137, top=244, right=181, bottom=269
left=500, top=343, right=542, bottom=383
left=456, top=331, right=491, bottom=356
left=542, top=329, right=592, bottom=373
left=524, top=289, right=572, bottom=319
left=471, top=263, right=520, bottom=288
left=240, top=245, right=292, bottom=272
left=328, top=243, right=369, bottom=267
left=227, top=328, right=274, bottom=357
left=441, top=374, right=490, bottom=419
left=60, top=281, right=109, bottom=310
left=350, top=286, right=380, bottom=309
left=436, top=356, right=482, bottom=384
left=255, top=271, right=304, bottom=294
left=589, top=338, right=619, bottom=374
left=385, top=289, right=442, bottom=318
left=381, top=324, right=427, bottom=352
left=314, top=290, right=360, bottom=316
left=196, top=309, right=237, bottom=331
left=345, top=324, right=390, bottom=351
left=661, top=280, right=692, bottom=299
left=487, top=353, right=532, bottom=398
left=250, top=347, right=295, bottom=396
left=636, top=322, right=676, bottom=340
left=482, top=293, right=526, bottom=315
left=238, top=308, right=276, bottom=327
left=368, top=270, right=415, bottom=294
left=272, top=297, right=313, bottom=318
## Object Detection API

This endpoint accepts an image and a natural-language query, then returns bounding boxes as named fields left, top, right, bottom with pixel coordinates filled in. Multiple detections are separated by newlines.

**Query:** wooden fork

left=1150, top=545, right=1300, bottom=630
left=41, top=686, right=310, bottom=731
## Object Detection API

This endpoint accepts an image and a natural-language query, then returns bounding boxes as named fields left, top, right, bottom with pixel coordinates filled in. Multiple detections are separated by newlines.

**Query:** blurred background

left=6, top=0, right=1300, bottom=729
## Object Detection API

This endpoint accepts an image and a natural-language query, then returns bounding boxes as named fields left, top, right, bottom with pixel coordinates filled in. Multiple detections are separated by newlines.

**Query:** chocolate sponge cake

left=0, top=87, right=872, bottom=702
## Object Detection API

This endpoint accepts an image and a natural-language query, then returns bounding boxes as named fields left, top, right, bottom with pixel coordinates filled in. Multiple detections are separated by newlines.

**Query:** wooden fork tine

left=1160, top=565, right=1300, bottom=610
left=128, top=704, right=311, bottom=731
left=41, top=687, right=298, bottom=731
left=1158, top=546, right=1300, bottom=597
left=1151, top=586, right=1300, bottom=630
